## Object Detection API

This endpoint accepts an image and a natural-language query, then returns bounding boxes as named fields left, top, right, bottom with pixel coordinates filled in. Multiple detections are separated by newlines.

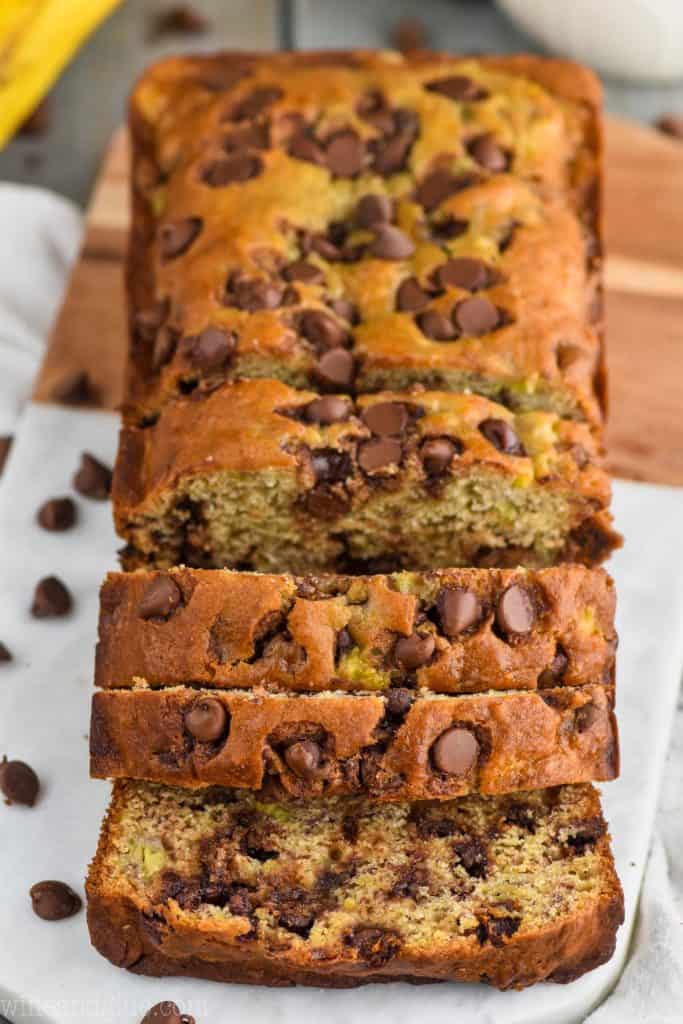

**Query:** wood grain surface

left=34, top=117, right=683, bottom=485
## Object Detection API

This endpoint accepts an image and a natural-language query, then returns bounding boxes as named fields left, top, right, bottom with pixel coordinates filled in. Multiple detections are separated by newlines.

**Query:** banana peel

left=0, top=0, right=122, bottom=149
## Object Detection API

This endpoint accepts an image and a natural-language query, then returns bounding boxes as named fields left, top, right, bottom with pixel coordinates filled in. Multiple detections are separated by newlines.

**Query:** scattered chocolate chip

left=538, top=646, right=568, bottom=688
left=201, top=153, right=262, bottom=186
left=454, top=837, right=488, bottom=878
left=386, top=687, right=415, bottom=719
left=30, top=880, right=81, bottom=921
left=312, top=348, right=355, bottom=391
left=368, top=224, right=415, bottom=260
left=230, top=86, right=282, bottom=122
left=656, top=113, right=683, bottom=140
left=0, top=435, right=13, bottom=476
left=362, top=401, right=408, bottom=436
left=48, top=370, right=92, bottom=404
left=431, top=727, right=479, bottom=775
left=37, top=497, right=77, bottom=532
left=223, top=122, right=269, bottom=152
left=392, top=16, right=428, bottom=52
left=159, top=217, right=203, bottom=260
left=565, top=817, right=606, bottom=855
left=300, top=309, right=348, bottom=351
left=421, top=437, right=461, bottom=476
left=311, top=448, right=352, bottom=483
left=0, top=642, right=12, bottom=663
left=371, top=111, right=418, bottom=176
left=327, top=297, right=358, bottom=322
left=152, top=325, right=178, bottom=369
left=288, top=133, right=326, bottom=165
left=140, top=1002, right=184, bottom=1024
left=336, top=627, right=354, bottom=658
left=357, top=89, right=387, bottom=119
left=467, top=133, right=508, bottom=172
left=575, top=702, right=601, bottom=733
left=479, top=418, right=525, bottom=456
left=496, top=584, right=536, bottom=636
left=284, top=260, right=324, bottom=284
left=347, top=926, right=401, bottom=967
left=305, top=486, right=350, bottom=518
left=149, top=5, right=208, bottom=39
left=185, top=698, right=228, bottom=742
left=0, top=757, right=39, bottom=805
left=396, top=277, right=430, bottom=312
left=325, top=129, right=365, bottom=177
left=435, top=257, right=492, bottom=292
left=394, top=632, right=435, bottom=670
left=431, top=215, right=469, bottom=241
left=358, top=438, right=402, bottom=473
left=138, top=575, right=182, bottom=620
left=355, top=193, right=393, bottom=228
left=426, top=76, right=488, bottom=101
left=187, top=326, right=236, bottom=374
left=226, top=273, right=282, bottom=312
left=72, top=452, right=112, bottom=499
left=453, top=295, right=500, bottom=335
left=415, top=168, right=470, bottom=211
left=31, top=577, right=72, bottom=618
left=416, top=309, right=457, bottom=341
left=303, top=396, right=352, bottom=425
left=437, top=587, right=481, bottom=636
left=278, top=907, right=314, bottom=935
left=284, top=739, right=322, bottom=779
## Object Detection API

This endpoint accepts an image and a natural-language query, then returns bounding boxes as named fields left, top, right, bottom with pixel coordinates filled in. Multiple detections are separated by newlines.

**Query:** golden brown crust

left=90, top=684, right=618, bottom=799
left=95, top=565, right=617, bottom=694
left=86, top=780, right=624, bottom=990
left=125, top=50, right=603, bottom=425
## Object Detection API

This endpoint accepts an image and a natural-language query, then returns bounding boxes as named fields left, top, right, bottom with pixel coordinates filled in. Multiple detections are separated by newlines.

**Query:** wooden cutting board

left=34, top=117, right=683, bottom=485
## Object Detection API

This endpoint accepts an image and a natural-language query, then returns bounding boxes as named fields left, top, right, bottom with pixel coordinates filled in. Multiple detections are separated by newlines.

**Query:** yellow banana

left=0, top=0, right=122, bottom=149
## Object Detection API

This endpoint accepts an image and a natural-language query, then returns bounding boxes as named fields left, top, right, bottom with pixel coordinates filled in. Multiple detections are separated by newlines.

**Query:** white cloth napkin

left=0, top=183, right=681, bottom=1023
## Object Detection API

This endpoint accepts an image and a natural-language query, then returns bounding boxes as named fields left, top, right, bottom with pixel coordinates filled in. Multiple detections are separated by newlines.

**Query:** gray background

left=2, top=0, right=683, bottom=207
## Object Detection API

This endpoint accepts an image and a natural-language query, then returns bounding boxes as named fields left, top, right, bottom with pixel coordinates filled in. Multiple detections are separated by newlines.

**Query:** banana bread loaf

left=113, top=382, right=619, bottom=573
left=86, top=780, right=623, bottom=989
left=90, top=684, right=618, bottom=799
left=126, top=50, right=604, bottom=425
left=95, top=565, right=617, bottom=695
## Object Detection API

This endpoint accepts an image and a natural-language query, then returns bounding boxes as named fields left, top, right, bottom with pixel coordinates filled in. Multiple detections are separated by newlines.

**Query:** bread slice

left=113, top=383, right=620, bottom=573
left=86, top=780, right=623, bottom=989
left=95, top=565, right=617, bottom=695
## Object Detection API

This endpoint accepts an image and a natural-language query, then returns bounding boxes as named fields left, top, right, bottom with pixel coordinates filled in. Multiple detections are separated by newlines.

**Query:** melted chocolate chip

left=30, top=880, right=82, bottom=921
left=305, top=486, right=350, bottom=519
left=159, top=217, right=202, bottom=260
left=358, top=438, right=402, bottom=473
left=437, top=587, right=481, bottom=636
left=311, top=448, right=352, bottom=484
left=420, top=437, right=462, bottom=476
left=288, top=133, right=326, bottom=165
left=229, top=86, right=282, bottom=121
left=386, top=687, right=415, bottom=718
left=201, top=153, right=262, bottom=186
left=346, top=926, right=401, bottom=967
left=496, top=584, right=536, bottom=636
left=138, top=575, right=182, bottom=620
left=284, top=739, right=322, bottom=779
left=362, top=401, right=408, bottom=436
left=453, top=295, right=500, bottom=335
left=453, top=837, right=488, bottom=877
left=284, top=260, right=325, bottom=285
left=327, top=297, right=358, bottom=323
left=538, top=646, right=569, bottom=688
left=431, top=727, right=479, bottom=775
left=0, top=757, right=39, bottom=806
left=426, top=76, right=488, bottom=101
left=574, top=701, right=601, bottom=733
left=467, top=132, right=508, bottom=172
left=479, top=418, right=525, bottom=456
left=396, top=277, right=430, bottom=312
left=394, top=632, right=435, bottom=670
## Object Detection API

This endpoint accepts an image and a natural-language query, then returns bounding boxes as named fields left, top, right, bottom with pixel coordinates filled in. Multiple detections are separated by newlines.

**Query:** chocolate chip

left=288, top=133, right=326, bottom=165
left=140, top=1002, right=184, bottom=1024
left=416, top=309, right=457, bottom=340
left=358, top=438, right=402, bottom=473
left=72, top=452, right=112, bottom=499
left=467, top=133, right=508, bottom=172
left=431, top=215, right=469, bottom=241
left=0, top=757, right=39, bottom=805
left=31, top=577, right=72, bottom=618
left=0, top=435, right=13, bottom=475
left=138, top=575, right=182, bottom=620
left=347, top=926, right=400, bottom=967
left=355, top=194, right=393, bottom=228
left=311, top=448, right=352, bottom=483
left=656, top=113, right=683, bottom=139
left=431, top=727, right=479, bottom=775
left=356, top=89, right=387, bottom=118
left=284, top=260, right=324, bottom=284
left=48, top=370, right=92, bottom=404
left=284, top=740, right=322, bottom=779
left=421, top=437, right=461, bottom=476
left=336, top=627, right=354, bottom=658
left=394, top=632, right=435, bottom=670
left=325, top=130, right=365, bottom=176
left=362, top=402, right=408, bottom=436
left=437, top=587, right=481, bottom=636
left=368, top=224, right=415, bottom=260
left=29, top=880, right=81, bottom=921
left=396, top=277, right=430, bottom=312
left=300, top=309, right=348, bottom=351
left=201, top=153, right=263, bottom=186
left=185, top=698, right=228, bottom=742
left=415, top=168, right=470, bottom=211
left=479, top=418, right=525, bottom=456
left=149, top=5, right=208, bottom=39
left=303, top=396, right=352, bottom=425
left=426, top=76, right=488, bottom=101
left=385, top=687, right=415, bottom=719
left=305, top=486, right=350, bottom=519
left=188, top=326, right=236, bottom=373
left=37, top=497, right=76, bottom=532
left=392, top=16, right=428, bottom=52
left=327, top=297, right=358, bottom=323
left=453, top=296, right=500, bottom=335
left=496, top=584, right=536, bottom=636
left=230, top=86, right=282, bottom=121
left=159, top=217, right=202, bottom=260
left=0, top=642, right=11, bottom=663
left=453, top=837, right=488, bottom=878
left=575, top=702, right=601, bottom=733
left=538, top=646, right=568, bottom=688
left=152, top=326, right=178, bottom=369
left=312, top=348, right=355, bottom=391
left=223, top=122, right=269, bottom=151
left=371, top=132, right=413, bottom=176
left=436, top=257, right=491, bottom=292
left=226, top=273, right=282, bottom=312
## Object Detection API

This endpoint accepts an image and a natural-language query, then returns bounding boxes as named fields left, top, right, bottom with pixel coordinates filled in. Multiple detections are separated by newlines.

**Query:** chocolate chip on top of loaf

left=113, top=381, right=619, bottom=573
left=125, top=51, right=603, bottom=425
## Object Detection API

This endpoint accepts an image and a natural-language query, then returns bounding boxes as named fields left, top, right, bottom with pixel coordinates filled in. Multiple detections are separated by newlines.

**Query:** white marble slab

left=0, top=402, right=682, bottom=1024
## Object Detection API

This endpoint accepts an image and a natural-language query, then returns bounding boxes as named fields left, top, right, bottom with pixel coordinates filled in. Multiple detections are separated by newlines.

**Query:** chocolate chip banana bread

left=95, top=565, right=617, bottom=695
left=126, top=51, right=604, bottom=425
left=90, top=684, right=618, bottom=799
left=113, top=382, right=619, bottom=573
left=86, top=780, right=623, bottom=989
